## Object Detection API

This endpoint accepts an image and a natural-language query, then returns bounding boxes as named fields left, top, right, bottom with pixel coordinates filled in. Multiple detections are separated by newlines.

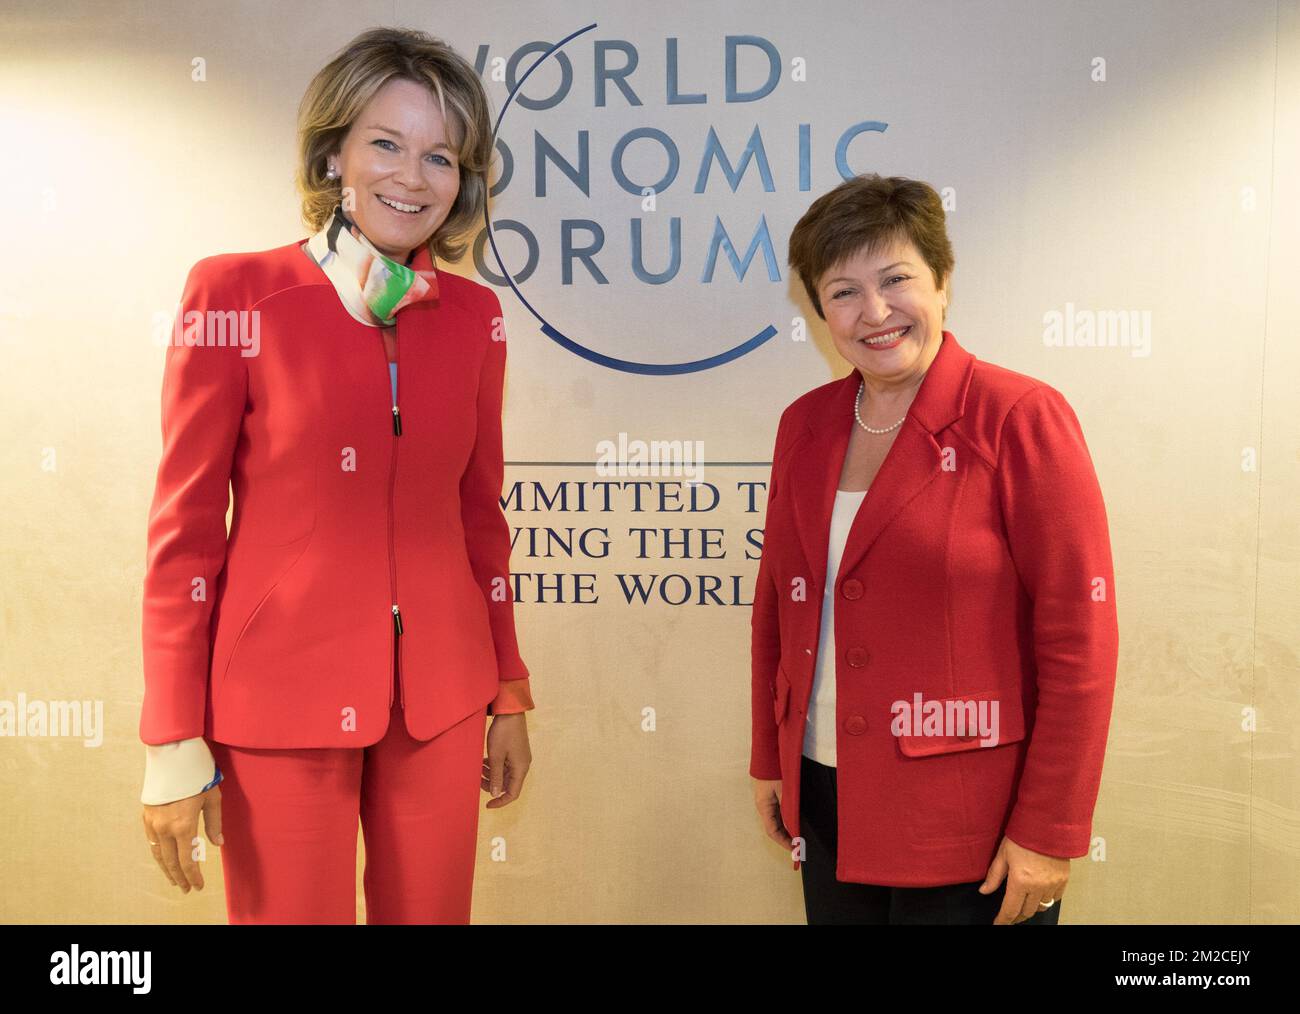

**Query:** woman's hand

left=141, top=787, right=223, bottom=893
left=979, top=835, right=1069, bottom=924
left=752, top=778, right=794, bottom=854
left=483, top=713, right=531, bottom=808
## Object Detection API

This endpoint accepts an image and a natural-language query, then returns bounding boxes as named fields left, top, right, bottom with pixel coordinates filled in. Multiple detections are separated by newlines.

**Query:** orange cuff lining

left=488, top=678, right=535, bottom=715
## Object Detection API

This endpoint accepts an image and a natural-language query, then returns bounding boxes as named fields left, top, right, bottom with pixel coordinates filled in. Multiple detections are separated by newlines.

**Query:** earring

left=326, top=164, right=338, bottom=180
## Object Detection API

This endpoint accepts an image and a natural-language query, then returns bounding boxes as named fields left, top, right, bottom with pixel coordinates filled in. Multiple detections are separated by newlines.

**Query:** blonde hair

left=296, top=27, right=494, bottom=262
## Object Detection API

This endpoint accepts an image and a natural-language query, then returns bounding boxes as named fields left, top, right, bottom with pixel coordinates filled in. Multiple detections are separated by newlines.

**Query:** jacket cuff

left=487, top=677, right=535, bottom=716
left=749, top=743, right=782, bottom=781
left=141, top=737, right=222, bottom=805
left=1003, top=811, right=1092, bottom=860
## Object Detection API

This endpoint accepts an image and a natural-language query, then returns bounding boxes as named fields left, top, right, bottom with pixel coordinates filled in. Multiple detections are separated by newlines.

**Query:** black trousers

left=798, top=754, right=1063, bottom=925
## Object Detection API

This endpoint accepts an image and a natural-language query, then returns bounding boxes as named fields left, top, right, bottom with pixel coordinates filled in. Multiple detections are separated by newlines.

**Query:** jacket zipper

left=382, top=324, right=403, bottom=709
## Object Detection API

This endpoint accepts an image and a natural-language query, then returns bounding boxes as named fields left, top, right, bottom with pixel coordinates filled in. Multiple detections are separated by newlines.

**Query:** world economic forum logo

left=477, top=23, right=888, bottom=375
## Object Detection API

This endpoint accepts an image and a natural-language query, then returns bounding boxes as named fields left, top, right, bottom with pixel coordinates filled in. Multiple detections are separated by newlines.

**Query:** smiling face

left=327, top=77, right=462, bottom=261
left=818, top=236, right=950, bottom=390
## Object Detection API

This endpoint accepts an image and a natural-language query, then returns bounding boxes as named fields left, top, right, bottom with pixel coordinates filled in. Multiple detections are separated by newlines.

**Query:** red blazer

left=750, top=331, right=1118, bottom=887
left=140, top=239, right=531, bottom=748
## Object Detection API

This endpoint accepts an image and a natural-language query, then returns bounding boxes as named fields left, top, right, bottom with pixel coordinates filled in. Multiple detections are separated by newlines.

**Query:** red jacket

left=750, top=331, right=1117, bottom=887
left=141, top=238, right=531, bottom=748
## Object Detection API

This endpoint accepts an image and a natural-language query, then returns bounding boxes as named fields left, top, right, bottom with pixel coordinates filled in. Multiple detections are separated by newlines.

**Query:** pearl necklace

left=855, top=381, right=906, bottom=434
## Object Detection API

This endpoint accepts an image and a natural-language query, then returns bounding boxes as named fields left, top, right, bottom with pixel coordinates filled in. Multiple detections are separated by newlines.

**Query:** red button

left=844, top=715, right=867, bottom=735
left=841, top=578, right=863, bottom=600
left=845, top=646, right=869, bottom=667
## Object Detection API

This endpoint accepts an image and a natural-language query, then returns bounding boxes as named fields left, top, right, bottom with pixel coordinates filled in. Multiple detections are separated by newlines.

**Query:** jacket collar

left=786, top=330, right=975, bottom=589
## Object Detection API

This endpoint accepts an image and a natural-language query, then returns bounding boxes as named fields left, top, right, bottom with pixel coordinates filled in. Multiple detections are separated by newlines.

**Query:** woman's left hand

left=979, top=836, right=1070, bottom=924
left=482, top=713, right=531, bottom=808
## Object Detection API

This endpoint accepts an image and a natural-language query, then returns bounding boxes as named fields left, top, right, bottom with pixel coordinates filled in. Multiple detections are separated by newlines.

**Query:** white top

left=141, top=737, right=219, bottom=805
left=802, top=488, right=868, bottom=767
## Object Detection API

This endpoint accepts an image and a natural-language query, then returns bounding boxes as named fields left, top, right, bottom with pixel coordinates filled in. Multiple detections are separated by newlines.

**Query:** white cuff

left=140, top=737, right=221, bottom=805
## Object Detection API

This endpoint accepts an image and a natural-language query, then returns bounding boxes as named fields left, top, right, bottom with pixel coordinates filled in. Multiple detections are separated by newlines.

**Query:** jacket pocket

left=217, top=533, right=312, bottom=689
left=895, top=689, right=1025, bottom=757
left=773, top=664, right=792, bottom=725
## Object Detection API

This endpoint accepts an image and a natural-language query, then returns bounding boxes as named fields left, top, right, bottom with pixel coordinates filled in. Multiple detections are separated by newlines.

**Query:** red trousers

left=208, top=690, right=489, bottom=924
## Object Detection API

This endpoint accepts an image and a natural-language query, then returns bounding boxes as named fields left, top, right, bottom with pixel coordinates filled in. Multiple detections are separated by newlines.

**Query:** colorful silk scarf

left=303, top=204, right=439, bottom=327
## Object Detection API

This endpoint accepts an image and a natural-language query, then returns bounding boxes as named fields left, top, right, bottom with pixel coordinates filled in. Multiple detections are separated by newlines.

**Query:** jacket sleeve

left=140, top=258, right=248, bottom=744
left=462, top=289, right=532, bottom=716
left=996, top=385, right=1118, bottom=859
left=749, top=410, right=789, bottom=780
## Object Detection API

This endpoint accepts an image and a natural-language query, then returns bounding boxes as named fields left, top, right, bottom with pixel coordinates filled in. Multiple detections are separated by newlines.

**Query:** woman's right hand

left=141, top=786, right=223, bottom=893
left=752, top=778, right=794, bottom=853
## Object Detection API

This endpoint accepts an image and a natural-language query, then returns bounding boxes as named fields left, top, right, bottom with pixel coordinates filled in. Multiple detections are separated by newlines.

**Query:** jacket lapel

left=786, top=331, right=975, bottom=592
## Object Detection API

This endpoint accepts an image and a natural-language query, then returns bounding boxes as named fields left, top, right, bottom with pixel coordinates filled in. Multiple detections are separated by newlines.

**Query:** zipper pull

left=392, top=603, right=404, bottom=635
left=392, top=404, right=402, bottom=436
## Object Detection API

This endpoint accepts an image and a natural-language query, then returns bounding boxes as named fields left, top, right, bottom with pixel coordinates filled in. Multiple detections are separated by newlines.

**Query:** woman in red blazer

left=751, top=174, right=1118, bottom=924
left=138, top=28, right=532, bottom=924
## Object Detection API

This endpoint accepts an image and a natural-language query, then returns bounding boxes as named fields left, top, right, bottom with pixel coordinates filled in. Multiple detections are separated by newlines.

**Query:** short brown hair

left=788, top=173, right=954, bottom=320
left=295, top=27, right=494, bottom=263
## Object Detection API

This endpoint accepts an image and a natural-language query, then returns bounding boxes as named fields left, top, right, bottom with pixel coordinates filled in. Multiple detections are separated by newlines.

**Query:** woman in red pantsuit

left=138, top=27, right=533, bottom=924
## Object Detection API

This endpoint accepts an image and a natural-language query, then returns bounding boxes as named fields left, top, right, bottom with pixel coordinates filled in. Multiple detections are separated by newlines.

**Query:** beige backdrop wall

left=1, top=0, right=1296, bottom=923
